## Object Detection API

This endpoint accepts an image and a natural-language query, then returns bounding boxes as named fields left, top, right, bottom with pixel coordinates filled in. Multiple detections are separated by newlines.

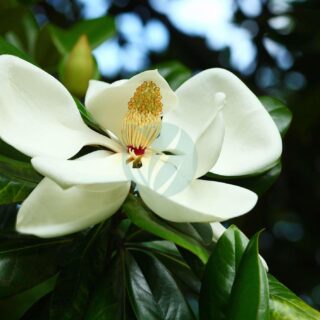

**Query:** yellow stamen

left=128, top=80, right=162, bottom=116
left=121, top=81, right=163, bottom=155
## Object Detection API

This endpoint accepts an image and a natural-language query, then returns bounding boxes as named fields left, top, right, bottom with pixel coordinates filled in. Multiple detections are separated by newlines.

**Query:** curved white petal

left=172, top=68, right=282, bottom=176
left=192, top=111, right=225, bottom=178
left=85, top=70, right=178, bottom=139
left=86, top=79, right=129, bottom=102
left=0, top=55, right=120, bottom=158
left=32, top=151, right=129, bottom=188
left=16, top=178, right=130, bottom=238
left=86, top=80, right=110, bottom=102
left=138, top=179, right=257, bottom=223
left=210, top=222, right=227, bottom=242
left=155, top=92, right=225, bottom=178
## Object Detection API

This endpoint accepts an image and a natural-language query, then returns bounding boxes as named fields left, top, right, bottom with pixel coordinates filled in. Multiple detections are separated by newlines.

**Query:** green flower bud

left=61, top=35, right=94, bottom=98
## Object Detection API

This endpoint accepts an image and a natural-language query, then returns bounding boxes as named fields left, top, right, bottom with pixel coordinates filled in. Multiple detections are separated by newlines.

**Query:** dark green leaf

left=142, top=241, right=201, bottom=295
left=49, top=17, right=115, bottom=54
left=85, top=252, right=135, bottom=320
left=268, top=274, right=320, bottom=320
left=156, top=61, right=192, bottom=90
left=131, top=250, right=196, bottom=320
left=199, top=225, right=249, bottom=320
left=49, top=221, right=110, bottom=320
left=0, top=36, right=34, bottom=62
left=178, top=247, right=206, bottom=279
left=0, top=204, right=18, bottom=232
left=0, top=139, right=30, bottom=161
left=123, top=195, right=209, bottom=264
left=231, top=162, right=282, bottom=195
left=260, top=96, right=292, bottom=137
left=85, top=273, right=121, bottom=320
left=228, top=232, right=269, bottom=320
left=126, top=251, right=163, bottom=320
left=0, top=236, right=70, bottom=298
left=0, top=7, right=39, bottom=54
left=21, top=293, right=52, bottom=320
left=0, top=155, right=41, bottom=205
left=34, top=24, right=60, bottom=72
left=137, top=241, right=202, bottom=317
left=0, top=0, right=18, bottom=10
left=191, top=223, right=213, bottom=246
left=0, top=276, right=56, bottom=320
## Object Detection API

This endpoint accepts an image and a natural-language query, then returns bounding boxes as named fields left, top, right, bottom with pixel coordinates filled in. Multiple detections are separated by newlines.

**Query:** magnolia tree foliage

left=0, top=2, right=319, bottom=320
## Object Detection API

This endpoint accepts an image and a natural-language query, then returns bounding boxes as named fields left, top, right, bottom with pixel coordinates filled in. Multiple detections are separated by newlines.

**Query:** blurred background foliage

left=0, top=0, right=319, bottom=311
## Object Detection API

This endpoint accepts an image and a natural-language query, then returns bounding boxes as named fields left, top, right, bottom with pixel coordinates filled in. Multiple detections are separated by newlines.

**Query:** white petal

left=155, top=92, right=225, bottom=178
left=210, top=222, right=227, bottom=242
left=85, top=70, right=178, bottom=139
left=192, top=111, right=225, bottom=178
left=16, top=178, right=130, bottom=238
left=172, top=68, right=282, bottom=176
left=138, top=179, right=257, bottom=223
left=0, top=55, right=120, bottom=158
left=32, top=151, right=129, bottom=188
left=168, top=83, right=225, bottom=139
left=85, top=79, right=128, bottom=102
left=86, top=80, right=110, bottom=102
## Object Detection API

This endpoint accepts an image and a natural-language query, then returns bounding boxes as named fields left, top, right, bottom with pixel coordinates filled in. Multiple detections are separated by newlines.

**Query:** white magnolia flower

left=0, top=55, right=282, bottom=238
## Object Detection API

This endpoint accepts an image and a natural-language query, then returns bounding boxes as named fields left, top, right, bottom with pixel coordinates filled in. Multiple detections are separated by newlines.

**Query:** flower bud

left=61, top=35, right=94, bottom=97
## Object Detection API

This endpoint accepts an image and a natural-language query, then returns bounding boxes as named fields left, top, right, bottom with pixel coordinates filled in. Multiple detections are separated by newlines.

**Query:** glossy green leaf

left=142, top=241, right=201, bottom=295
left=260, top=96, right=292, bottom=138
left=131, top=250, right=196, bottom=320
left=0, top=155, right=41, bottom=205
left=49, top=221, right=110, bottom=320
left=0, top=36, right=34, bottom=62
left=126, top=251, right=163, bottom=320
left=49, top=17, right=115, bottom=54
left=178, top=247, right=206, bottom=279
left=199, top=225, right=249, bottom=320
left=139, top=241, right=202, bottom=317
left=191, top=223, right=213, bottom=246
left=123, top=195, right=209, bottom=264
left=268, top=275, right=320, bottom=320
left=156, top=61, right=192, bottom=90
left=0, top=276, right=56, bottom=320
left=0, top=236, right=70, bottom=298
left=85, top=262, right=126, bottom=320
left=85, top=252, right=134, bottom=320
left=228, top=232, right=269, bottom=320
left=126, top=250, right=196, bottom=320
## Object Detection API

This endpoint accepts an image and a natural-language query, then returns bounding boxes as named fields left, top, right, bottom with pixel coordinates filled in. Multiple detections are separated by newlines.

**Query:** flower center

left=121, top=81, right=163, bottom=167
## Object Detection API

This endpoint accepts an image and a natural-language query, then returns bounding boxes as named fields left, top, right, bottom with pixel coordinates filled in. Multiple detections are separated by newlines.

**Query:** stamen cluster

left=121, top=81, right=163, bottom=162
